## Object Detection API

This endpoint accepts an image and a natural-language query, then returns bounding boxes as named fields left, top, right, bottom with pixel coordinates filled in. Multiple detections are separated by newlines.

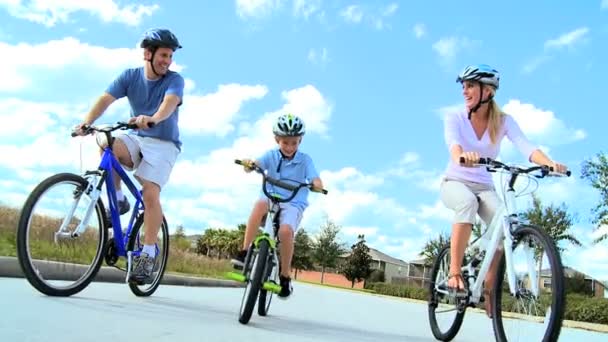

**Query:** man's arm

left=83, top=93, right=116, bottom=125
left=151, top=94, right=181, bottom=123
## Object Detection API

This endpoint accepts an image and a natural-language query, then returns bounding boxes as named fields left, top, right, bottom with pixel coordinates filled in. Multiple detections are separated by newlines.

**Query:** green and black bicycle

left=227, top=159, right=327, bottom=324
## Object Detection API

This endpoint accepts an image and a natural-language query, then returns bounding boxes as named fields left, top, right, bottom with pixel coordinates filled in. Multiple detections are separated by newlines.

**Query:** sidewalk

left=0, top=256, right=243, bottom=288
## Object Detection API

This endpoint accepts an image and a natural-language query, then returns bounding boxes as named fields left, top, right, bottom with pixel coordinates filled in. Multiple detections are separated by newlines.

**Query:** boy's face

left=275, top=135, right=301, bottom=158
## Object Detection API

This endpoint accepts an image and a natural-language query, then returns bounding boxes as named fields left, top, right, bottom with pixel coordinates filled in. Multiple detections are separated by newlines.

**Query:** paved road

left=1, top=277, right=606, bottom=342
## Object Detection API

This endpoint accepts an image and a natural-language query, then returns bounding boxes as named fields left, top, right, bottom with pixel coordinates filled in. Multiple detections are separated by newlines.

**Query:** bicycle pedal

left=263, top=281, right=282, bottom=293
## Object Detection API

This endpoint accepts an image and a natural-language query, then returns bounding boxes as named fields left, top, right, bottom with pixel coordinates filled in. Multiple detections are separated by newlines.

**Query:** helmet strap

left=146, top=47, right=163, bottom=78
left=468, top=83, right=494, bottom=120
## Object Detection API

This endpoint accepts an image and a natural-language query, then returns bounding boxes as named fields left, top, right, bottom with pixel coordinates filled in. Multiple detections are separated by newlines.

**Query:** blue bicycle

left=16, top=122, right=169, bottom=297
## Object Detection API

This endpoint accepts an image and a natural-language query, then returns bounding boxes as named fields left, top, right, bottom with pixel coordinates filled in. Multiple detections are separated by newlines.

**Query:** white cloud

left=522, top=55, right=552, bottom=74
left=0, top=37, right=147, bottom=93
left=180, top=84, right=269, bottom=137
left=544, top=27, right=590, bottom=50
left=0, top=0, right=159, bottom=27
left=340, top=3, right=398, bottom=30
left=293, top=0, right=321, bottom=19
left=308, top=47, right=329, bottom=65
left=236, top=0, right=282, bottom=19
left=432, top=36, right=479, bottom=64
left=413, top=23, right=426, bottom=39
left=340, top=5, right=363, bottom=23
left=343, top=226, right=379, bottom=238
left=503, top=99, right=586, bottom=145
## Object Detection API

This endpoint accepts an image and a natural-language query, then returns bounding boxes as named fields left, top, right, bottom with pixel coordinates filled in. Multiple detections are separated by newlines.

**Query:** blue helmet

left=140, top=28, right=182, bottom=51
left=456, top=64, right=500, bottom=89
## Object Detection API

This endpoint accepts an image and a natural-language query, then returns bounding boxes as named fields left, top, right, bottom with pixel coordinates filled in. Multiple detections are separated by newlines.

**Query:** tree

left=313, top=218, right=345, bottom=284
left=419, top=232, right=450, bottom=267
left=292, top=228, right=314, bottom=280
left=340, top=234, right=373, bottom=288
left=581, top=152, right=608, bottom=243
left=171, top=225, right=191, bottom=251
left=520, top=194, right=582, bottom=253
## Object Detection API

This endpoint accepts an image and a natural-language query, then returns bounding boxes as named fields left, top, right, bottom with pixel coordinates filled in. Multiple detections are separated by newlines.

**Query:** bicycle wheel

left=239, top=239, right=269, bottom=324
left=258, top=251, right=278, bottom=316
left=126, top=213, right=169, bottom=297
left=16, top=173, right=107, bottom=296
left=428, top=245, right=466, bottom=341
left=492, top=225, right=565, bottom=342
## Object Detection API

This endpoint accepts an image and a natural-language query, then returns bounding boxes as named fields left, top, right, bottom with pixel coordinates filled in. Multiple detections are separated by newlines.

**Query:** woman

left=439, top=64, right=568, bottom=318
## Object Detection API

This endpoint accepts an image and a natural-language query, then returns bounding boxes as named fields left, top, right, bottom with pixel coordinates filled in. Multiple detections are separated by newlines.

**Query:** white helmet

left=273, top=113, right=305, bottom=137
left=456, top=64, right=500, bottom=89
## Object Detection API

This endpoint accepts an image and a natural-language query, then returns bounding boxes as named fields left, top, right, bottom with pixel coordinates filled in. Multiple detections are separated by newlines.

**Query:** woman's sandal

left=483, top=288, right=493, bottom=318
left=447, top=273, right=468, bottom=298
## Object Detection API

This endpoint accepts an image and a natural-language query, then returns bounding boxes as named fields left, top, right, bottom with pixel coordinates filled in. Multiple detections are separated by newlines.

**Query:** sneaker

left=105, top=198, right=130, bottom=228
left=278, top=275, right=292, bottom=298
left=129, top=252, right=155, bottom=285
left=230, top=250, right=247, bottom=270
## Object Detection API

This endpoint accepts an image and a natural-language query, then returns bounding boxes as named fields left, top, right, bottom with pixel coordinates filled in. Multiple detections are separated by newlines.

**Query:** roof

left=341, top=247, right=408, bottom=267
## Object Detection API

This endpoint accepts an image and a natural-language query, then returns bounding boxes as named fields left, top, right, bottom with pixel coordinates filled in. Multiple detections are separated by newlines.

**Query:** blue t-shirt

left=106, top=67, right=184, bottom=150
left=257, top=149, right=320, bottom=211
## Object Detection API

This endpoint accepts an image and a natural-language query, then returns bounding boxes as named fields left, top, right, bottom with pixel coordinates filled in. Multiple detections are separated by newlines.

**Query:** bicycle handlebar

left=71, top=121, right=155, bottom=137
left=459, top=157, right=571, bottom=177
left=234, top=159, right=328, bottom=203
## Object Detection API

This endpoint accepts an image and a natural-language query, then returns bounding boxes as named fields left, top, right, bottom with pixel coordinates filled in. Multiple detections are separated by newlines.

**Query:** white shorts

left=117, top=134, right=180, bottom=189
left=261, top=200, right=303, bottom=232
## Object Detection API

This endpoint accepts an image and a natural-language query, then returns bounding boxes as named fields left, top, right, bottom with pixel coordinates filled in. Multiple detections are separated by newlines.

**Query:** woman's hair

left=485, top=85, right=504, bottom=144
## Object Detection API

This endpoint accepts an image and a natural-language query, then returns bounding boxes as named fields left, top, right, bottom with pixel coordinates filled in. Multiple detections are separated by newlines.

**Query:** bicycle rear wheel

left=492, top=225, right=565, bottom=342
left=126, top=213, right=169, bottom=297
left=16, top=173, right=107, bottom=296
left=428, top=245, right=466, bottom=341
left=239, top=239, right=269, bottom=324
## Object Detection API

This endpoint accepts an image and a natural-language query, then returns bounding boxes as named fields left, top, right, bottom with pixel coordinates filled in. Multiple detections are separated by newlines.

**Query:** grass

left=0, top=204, right=233, bottom=279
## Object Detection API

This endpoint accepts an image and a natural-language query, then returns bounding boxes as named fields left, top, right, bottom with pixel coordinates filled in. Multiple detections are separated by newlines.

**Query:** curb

left=0, top=256, right=243, bottom=288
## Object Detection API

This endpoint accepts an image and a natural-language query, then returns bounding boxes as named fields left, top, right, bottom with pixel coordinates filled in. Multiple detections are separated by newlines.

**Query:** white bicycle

left=427, top=157, right=570, bottom=342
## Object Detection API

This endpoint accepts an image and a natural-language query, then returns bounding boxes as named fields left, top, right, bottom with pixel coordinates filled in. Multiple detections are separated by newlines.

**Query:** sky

left=0, top=0, right=607, bottom=282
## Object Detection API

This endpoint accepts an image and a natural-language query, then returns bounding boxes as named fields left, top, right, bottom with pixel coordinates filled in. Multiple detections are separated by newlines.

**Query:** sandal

left=447, top=273, right=468, bottom=298
left=483, top=288, right=493, bottom=318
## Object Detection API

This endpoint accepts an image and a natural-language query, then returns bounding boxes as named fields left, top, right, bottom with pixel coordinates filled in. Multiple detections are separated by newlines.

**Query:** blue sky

left=1, top=0, right=607, bottom=281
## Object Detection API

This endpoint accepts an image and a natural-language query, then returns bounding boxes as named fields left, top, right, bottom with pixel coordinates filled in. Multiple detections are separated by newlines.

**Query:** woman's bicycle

left=227, top=159, right=327, bottom=325
left=428, top=157, right=570, bottom=342
left=16, top=122, right=169, bottom=297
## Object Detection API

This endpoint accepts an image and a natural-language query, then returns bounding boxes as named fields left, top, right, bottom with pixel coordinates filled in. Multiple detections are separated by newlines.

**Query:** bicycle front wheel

left=16, top=173, right=107, bottom=296
left=492, top=224, right=565, bottom=342
left=239, top=239, right=269, bottom=324
left=126, top=213, right=169, bottom=297
left=427, top=245, right=466, bottom=341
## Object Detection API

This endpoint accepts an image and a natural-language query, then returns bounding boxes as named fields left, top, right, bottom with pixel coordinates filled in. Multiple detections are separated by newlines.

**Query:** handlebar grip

left=314, top=188, right=328, bottom=195
left=459, top=157, right=490, bottom=165
left=125, top=122, right=155, bottom=129
left=235, top=159, right=243, bottom=165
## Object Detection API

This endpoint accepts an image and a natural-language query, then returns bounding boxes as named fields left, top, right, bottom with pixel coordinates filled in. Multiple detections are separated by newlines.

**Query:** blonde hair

left=485, top=85, right=504, bottom=144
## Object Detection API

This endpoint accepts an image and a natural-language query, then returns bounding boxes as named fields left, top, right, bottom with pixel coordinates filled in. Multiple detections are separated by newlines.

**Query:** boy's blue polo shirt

left=257, top=149, right=319, bottom=210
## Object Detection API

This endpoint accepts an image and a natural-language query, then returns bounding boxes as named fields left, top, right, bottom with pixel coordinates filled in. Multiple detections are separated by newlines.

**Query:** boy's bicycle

left=16, top=122, right=169, bottom=297
left=227, top=159, right=327, bottom=325
left=428, top=157, right=570, bottom=342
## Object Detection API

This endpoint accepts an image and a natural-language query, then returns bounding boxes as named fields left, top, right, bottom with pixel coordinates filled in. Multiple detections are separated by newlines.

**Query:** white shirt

left=443, top=110, right=538, bottom=185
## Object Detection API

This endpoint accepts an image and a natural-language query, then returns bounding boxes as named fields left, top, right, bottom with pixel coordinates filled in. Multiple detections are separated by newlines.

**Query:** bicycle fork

left=55, top=174, right=102, bottom=242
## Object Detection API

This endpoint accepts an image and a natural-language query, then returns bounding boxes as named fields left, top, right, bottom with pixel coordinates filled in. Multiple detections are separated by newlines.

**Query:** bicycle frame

left=438, top=164, right=551, bottom=304
left=60, top=137, right=146, bottom=260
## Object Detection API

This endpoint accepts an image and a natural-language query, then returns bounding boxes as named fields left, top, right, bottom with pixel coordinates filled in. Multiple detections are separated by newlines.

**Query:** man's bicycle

left=16, top=122, right=169, bottom=297
left=427, top=157, right=570, bottom=342
left=227, top=159, right=327, bottom=325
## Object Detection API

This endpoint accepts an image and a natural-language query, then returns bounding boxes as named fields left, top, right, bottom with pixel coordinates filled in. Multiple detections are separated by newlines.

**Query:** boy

left=232, top=113, right=324, bottom=298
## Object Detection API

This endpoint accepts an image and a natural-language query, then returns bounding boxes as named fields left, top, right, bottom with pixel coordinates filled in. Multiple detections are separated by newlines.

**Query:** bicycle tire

left=239, top=239, right=270, bottom=324
left=16, top=173, right=107, bottom=297
left=428, top=245, right=466, bottom=341
left=258, top=251, right=276, bottom=316
left=492, top=224, right=565, bottom=342
left=126, top=213, right=170, bottom=297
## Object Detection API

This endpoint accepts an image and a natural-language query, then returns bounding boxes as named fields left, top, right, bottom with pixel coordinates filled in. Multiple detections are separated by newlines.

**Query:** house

left=537, top=266, right=608, bottom=298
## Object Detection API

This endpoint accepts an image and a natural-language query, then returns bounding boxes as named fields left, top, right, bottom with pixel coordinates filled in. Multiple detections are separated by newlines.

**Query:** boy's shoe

left=278, top=275, right=292, bottom=299
left=105, top=198, right=130, bottom=228
left=230, top=250, right=247, bottom=270
left=129, top=252, right=155, bottom=285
